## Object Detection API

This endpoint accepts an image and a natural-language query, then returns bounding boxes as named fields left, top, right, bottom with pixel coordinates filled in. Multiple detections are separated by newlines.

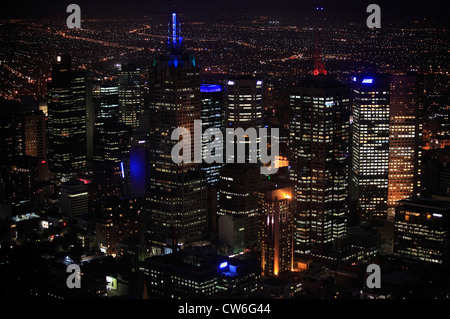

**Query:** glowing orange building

left=258, top=184, right=294, bottom=277
left=388, top=75, right=422, bottom=216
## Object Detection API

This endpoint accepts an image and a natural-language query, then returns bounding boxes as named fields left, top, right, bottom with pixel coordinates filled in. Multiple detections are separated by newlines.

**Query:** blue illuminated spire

left=167, top=6, right=183, bottom=53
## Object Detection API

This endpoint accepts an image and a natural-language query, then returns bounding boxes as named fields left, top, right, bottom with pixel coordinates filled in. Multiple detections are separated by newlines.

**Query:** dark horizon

left=1, top=0, right=448, bottom=23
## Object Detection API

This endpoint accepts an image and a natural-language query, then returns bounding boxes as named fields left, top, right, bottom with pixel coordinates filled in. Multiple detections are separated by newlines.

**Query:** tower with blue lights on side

left=146, top=9, right=207, bottom=254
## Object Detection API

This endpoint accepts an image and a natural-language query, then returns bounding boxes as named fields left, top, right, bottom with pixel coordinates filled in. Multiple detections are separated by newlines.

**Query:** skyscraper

left=146, top=10, right=207, bottom=254
left=225, top=77, right=263, bottom=130
left=92, top=80, right=131, bottom=197
left=118, top=63, right=143, bottom=131
left=224, top=76, right=263, bottom=162
left=258, top=183, right=294, bottom=276
left=23, top=111, right=47, bottom=161
left=289, top=76, right=350, bottom=256
left=388, top=74, right=422, bottom=215
left=217, top=164, right=260, bottom=253
left=217, top=76, right=264, bottom=253
left=201, top=84, right=224, bottom=185
left=47, top=55, right=87, bottom=180
left=350, top=74, right=390, bottom=223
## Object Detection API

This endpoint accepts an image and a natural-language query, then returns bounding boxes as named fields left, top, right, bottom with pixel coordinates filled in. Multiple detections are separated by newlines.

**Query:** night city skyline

left=0, top=0, right=449, bottom=314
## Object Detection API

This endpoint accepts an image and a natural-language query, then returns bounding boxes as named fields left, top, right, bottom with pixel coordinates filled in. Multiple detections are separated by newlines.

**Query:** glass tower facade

left=388, top=74, right=422, bottom=214
left=47, top=55, right=87, bottom=179
left=146, top=11, right=207, bottom=253
left=289, top=76, right=350, bottom=256
left=350, top=74, right=390, bottom=222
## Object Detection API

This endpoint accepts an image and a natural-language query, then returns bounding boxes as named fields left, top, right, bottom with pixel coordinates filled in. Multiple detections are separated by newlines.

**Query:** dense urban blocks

left=0, top=4, right=449, bottom=302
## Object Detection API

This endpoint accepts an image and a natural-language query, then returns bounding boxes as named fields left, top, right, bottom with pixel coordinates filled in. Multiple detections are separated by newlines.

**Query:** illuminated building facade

left=289, top=76, right=350, bottom=256
left=388, top=75, right=422, bottom=214
left=140, top=247, right=260, bottom=298
left=47, top=55, right=87, bottom=179
left=93, top=81, right=131, bottom=197
left=201, top=84, right=224, bottom=185
left=225, top=77, right=263, bottom=129
left=350, top=74, right=390, bottom=222
left=217, top=76, right=264, bottom=253
left=59, top=180, right=88, bottom=218
left=146, top=10, right=207, bottom=253
left=258, top=184, right=294, bottom=276
left=217, top=164, right=259, bottom=253
left=225, top=76, right=263, bottom=163
left=95, top=196, right=142, bottom=256
left=118, top=63, right=143, bottom=131
left=0, top=108, right=46, bottom=163
left=23, top=111, right=47, bottom=161
left=394, top=198, right=450, bottom=265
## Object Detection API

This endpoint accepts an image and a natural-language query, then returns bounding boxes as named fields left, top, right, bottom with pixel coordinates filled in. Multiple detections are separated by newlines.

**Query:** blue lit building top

left=200, top=84, right=222, bottom=93
left=167, top=10, right=183, bottom=54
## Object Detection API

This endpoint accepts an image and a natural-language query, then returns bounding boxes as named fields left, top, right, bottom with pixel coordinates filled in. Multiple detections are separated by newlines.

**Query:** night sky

left=1, top=0, right=448, bottom=22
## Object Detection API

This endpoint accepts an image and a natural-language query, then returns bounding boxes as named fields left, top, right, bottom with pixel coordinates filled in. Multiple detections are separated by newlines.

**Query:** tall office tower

left=225, top=77, right=263, bottom=130
left=47, top=55, right=87, bottom=180
left=350, top=74, right=390, bottom=223
left=218, top=164, right=260, bottom=253
left=146, top=10, right=207, bottom=254
left=23, top=111, right=47, bottom=161
left=200, top=84, right=224, bottom=235
left=200, top=84, right=224, bottom=185
left=289, top=76, right=351, bottom=256
left=258, top=183, right=294, bottom=277
left=387, top=75, right=422, bottom=215
left=394, top=198, right=450, bottom=265
left=93, top=81, right=119, bottom=124
left=59, top=180, right=89, bottom=219
left=118, top=63, right=143, bottom=131
left=217, top=77, right=264, bottom=253
left=92, top=81, right=130, bottom=197
left=225, top=77, right=263, bottom=162
left=86, top=80, right=95, bottom=168
left=94, top=122, right=131, bottom=197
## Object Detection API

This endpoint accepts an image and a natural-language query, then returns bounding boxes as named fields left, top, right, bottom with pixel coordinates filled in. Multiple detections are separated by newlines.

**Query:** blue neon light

left=200, top=84, right=222, bottom=93
left=172, top=13, right=177, bottom=45
left=362, top=78, right=374, bottom=84
left=168, top=11, right=182, bottom=51
left=219, top=262, right=228, bottom=269
left=120, top=161, right=125, bottom=179
left=352, top=77, right=357, bottom=82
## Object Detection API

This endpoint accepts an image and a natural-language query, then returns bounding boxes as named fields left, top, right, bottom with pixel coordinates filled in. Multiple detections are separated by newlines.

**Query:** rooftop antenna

left=167, top=3, right=183, bottom=54
left=313, top=5, right=327, bottom=76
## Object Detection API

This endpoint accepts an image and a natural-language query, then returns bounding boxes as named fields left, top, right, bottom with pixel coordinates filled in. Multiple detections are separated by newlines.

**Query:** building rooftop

left=398, top=197, right=450, bottom=213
